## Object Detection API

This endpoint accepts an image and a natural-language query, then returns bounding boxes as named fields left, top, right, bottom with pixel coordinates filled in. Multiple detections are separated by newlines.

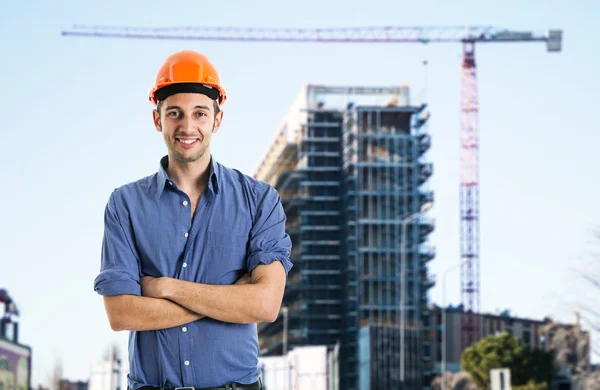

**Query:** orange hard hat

left=148, top=50, right=227, bottom=106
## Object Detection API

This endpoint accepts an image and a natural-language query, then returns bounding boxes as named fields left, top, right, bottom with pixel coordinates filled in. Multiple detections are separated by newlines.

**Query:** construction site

left=0, top=13, right=593, bottom=390
left=253, top=85, right=436, bottom=389
left=247, top=81, right=597, bottom=390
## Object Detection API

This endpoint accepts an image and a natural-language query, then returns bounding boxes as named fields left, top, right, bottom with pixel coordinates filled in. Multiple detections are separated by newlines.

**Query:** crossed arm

left=104, top=262, right=286, bottom=331
left=99, top=185, right=291, bottom=332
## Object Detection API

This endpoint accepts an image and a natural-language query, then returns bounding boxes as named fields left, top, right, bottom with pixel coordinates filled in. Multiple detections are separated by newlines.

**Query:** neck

left=166, top=152, right=212, bottom=194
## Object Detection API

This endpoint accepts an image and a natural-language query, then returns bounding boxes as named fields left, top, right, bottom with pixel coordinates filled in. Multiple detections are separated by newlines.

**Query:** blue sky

left=1, top=0, right=598, bottom=385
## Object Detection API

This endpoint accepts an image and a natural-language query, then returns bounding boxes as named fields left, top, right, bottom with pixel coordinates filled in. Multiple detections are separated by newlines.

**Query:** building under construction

left=254, top=84, right=436, bottom=390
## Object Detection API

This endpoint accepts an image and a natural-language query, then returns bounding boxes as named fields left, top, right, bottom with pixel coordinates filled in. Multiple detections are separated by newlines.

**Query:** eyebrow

left=165, top=105, right=211, bottom=111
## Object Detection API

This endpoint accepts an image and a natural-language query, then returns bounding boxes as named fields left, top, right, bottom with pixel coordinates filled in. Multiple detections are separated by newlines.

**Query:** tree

left=538, top=318, right=591, bottom=375
left=573, top=229, right=600, bottom=360
left=460, top=332, right=555, bottom=390
left=50, top=358, right=63, bottom=390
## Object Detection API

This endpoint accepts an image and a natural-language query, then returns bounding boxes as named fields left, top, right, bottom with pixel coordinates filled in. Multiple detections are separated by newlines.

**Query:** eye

left=195, top=111, right=207, bottom=117
left=167, top=111, right=180, bottom=118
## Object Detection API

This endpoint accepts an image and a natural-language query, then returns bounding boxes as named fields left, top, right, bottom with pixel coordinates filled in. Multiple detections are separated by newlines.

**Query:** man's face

left=152, top=93, right=223, bottom=164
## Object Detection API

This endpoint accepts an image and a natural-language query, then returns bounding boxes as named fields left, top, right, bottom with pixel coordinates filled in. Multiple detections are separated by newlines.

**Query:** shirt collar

left=156, top=155, right=220, bottom=198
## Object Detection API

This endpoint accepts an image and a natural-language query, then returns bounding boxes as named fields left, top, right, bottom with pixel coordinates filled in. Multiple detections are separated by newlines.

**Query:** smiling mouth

left=175, top=138, right=199, bottom=148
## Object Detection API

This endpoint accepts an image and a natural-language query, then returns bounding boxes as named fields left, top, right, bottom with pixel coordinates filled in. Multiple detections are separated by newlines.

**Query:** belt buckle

left=175, top=387, right=195, bottom=390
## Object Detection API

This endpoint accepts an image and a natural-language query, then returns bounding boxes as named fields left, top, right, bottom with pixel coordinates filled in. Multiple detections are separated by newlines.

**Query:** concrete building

left=254, top=84, right=435, bottom=390
left=88, top=360, right=121, bottom=390
left=88, top=347, right=127, bottom=390
left=259, top=345, right=336, bottom=390
left=428, top=305, right=592, bottom=381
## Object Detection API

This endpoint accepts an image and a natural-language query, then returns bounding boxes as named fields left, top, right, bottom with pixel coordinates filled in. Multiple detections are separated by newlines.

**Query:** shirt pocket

left=204, top=230, right=249, bottom=285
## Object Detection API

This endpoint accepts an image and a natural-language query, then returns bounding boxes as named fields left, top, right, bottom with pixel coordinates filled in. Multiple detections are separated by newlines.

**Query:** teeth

left=179, top=139, right=196, bottom=144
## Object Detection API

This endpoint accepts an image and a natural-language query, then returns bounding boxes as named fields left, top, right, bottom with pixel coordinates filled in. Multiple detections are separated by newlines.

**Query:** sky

left=1, top=0, right=599, bottom=386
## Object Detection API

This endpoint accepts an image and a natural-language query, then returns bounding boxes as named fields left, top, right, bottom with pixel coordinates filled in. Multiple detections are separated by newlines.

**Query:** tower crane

left=61, top=24, right=563, bottom=352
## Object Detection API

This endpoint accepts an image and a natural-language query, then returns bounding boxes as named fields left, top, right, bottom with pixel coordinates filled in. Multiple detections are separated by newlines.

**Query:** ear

left=212, top=110, right=224, bottom=134
left=152, top=109, right=162, bottom=132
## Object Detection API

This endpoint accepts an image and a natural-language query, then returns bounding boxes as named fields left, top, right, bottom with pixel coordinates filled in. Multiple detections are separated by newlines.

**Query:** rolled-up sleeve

left=94, top=190, right=141, bottom=296
left=246, top=185, right=293, bottom=274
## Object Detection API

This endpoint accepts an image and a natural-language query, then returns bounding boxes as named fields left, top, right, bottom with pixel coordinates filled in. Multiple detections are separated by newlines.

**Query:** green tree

left=460, top=332, right=555, bottom=390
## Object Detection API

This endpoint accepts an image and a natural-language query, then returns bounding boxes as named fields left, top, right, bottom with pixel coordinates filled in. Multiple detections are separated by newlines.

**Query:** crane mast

left=460, top=41, right=481, bottom=350
left=61, top=22, right=562, bottom=371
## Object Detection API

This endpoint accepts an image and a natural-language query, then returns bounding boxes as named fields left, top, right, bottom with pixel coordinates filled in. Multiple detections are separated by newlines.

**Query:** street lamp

left=400, top=201, right=433, bottom=383
left=441, top=258, right=470, bottom=390
left=282, top=306, right=289, bottom=355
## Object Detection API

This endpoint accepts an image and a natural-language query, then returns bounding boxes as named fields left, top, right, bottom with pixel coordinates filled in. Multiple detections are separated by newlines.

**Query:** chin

left=171, top=148, right=209, bottom=163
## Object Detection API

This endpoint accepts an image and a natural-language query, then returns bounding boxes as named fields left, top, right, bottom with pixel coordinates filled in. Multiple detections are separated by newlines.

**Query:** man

left=94, top=50, right=292, bottom=390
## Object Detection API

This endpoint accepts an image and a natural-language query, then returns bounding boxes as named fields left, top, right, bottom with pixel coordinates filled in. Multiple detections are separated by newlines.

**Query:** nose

left=179, top=116, right=195, bottom=133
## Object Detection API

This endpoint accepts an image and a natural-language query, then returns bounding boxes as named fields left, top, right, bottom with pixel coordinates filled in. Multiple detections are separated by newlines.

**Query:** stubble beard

left=167, top=137, right=210, bottom=164
left=163, top=120, right=214, bottom=164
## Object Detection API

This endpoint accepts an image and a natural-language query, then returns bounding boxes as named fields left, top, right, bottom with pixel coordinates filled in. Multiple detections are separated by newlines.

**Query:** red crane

left=62, top=23, right=562, bottom=353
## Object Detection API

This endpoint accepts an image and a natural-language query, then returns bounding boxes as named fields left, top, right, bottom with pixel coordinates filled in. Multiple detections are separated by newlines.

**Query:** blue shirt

left=94, top=156, right=293, bottom=389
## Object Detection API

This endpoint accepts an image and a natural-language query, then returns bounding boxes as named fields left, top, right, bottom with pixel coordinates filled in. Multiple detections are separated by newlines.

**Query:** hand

left=141, top=276, right=167, bottom=298
left=235, top=273, right=252, bottom=285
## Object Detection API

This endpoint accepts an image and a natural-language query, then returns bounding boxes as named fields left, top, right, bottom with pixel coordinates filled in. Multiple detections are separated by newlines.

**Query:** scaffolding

left=343, top=101, right=435, bottom=390
left=254, top=85, right=436, bottom=390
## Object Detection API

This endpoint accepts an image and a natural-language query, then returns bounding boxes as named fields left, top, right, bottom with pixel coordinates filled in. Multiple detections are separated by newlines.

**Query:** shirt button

left=183, top=201, right=188, bottom=206
left=182, top=327, right=187, bottom=332
left=184, top=360, right=190, bottom=366
left=184, top=232, right=189, bottom=238
left=182, top=263, right=187, bottom=268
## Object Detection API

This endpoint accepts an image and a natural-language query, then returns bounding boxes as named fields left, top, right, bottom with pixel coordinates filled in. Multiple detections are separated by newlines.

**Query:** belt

left=138, top=380, right=261, bottom=390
